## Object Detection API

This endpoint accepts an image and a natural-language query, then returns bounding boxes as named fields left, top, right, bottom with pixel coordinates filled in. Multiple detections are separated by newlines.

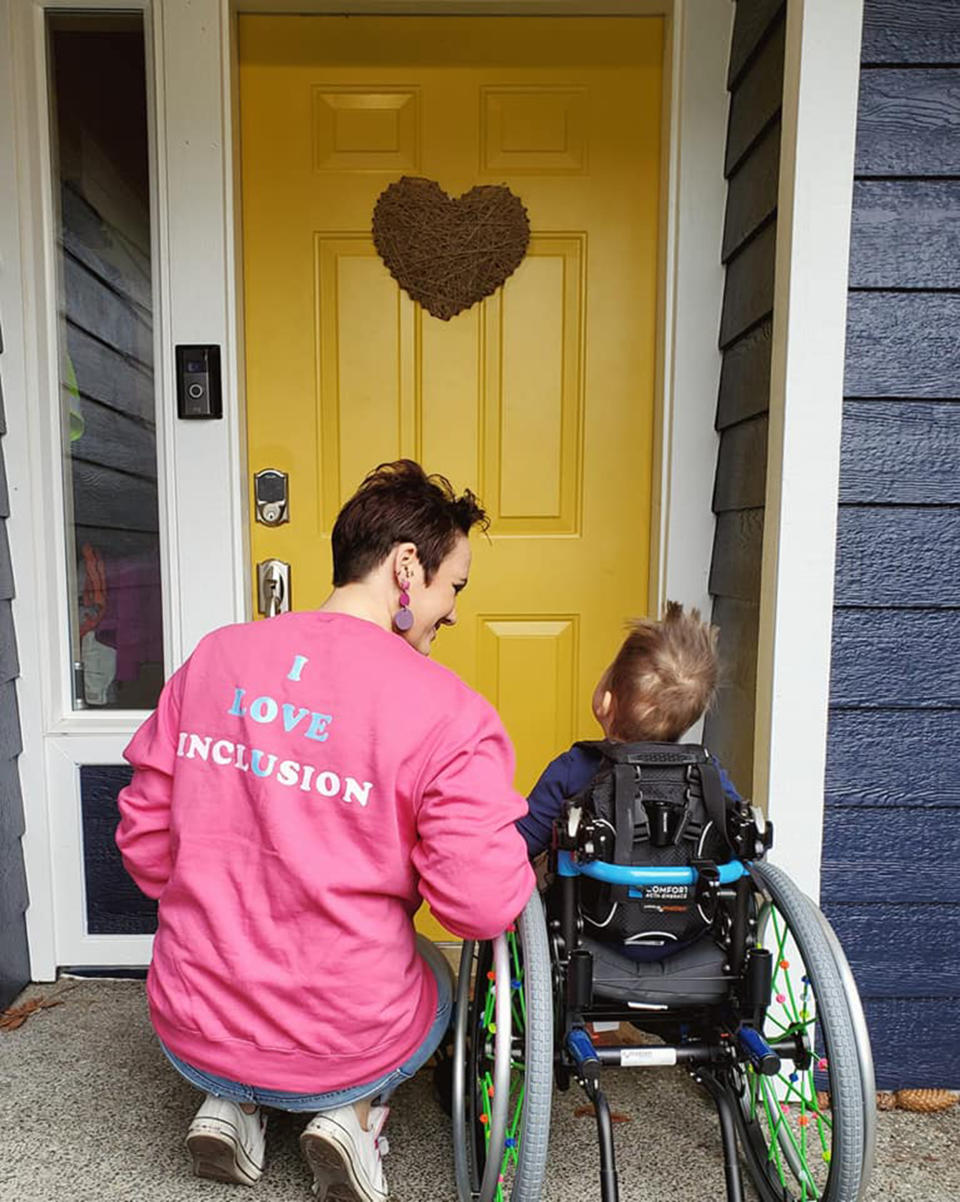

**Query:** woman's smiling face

left=402, top=533, right=471, bottom=656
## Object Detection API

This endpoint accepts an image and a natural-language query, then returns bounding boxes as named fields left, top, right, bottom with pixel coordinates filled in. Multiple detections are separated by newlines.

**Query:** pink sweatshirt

left=116, top=611, right=534, bottom=1093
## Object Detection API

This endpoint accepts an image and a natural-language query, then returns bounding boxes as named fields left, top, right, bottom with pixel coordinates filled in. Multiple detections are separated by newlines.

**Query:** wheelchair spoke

left=759, top=1077, right=789, bottom=1186
left=506, top=1076, right=525, bottom=1167
left=749, top=1066, right=761, bottom=1121
left=800, top=1091, right=809, bottom=1199
left=764, top=1011, right=792, bottom=1035
left=508, top=930, right=527, bottom=1027
left=775, top=1072, right=833, bottom=1131
left=760, top=1076, right=821, bottom=1199
left=483, top=975, right=496, bottom=1029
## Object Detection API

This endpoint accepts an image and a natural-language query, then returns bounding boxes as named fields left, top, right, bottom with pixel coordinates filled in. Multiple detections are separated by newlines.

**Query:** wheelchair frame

left=453, top=823, right=876, bottom=1202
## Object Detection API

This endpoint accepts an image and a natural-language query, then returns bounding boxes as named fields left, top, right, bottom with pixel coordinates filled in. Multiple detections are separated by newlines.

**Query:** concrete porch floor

left=1, top=979, right=957, bottom=1201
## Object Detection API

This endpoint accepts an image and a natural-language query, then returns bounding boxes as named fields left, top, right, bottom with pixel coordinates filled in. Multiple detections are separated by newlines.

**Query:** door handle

left=257, top=559, right=291, bottom=617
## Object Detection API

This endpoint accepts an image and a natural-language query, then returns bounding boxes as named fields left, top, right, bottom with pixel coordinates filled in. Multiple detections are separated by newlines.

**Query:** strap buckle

left=692, top=859, right=722, bottom=922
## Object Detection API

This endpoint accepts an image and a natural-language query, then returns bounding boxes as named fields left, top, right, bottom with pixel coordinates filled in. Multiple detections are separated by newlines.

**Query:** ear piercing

left=394, top=577, right=414, bottom=632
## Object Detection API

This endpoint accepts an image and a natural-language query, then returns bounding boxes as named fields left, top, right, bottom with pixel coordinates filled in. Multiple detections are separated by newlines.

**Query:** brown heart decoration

left=372, top=176, right=531, bottom=321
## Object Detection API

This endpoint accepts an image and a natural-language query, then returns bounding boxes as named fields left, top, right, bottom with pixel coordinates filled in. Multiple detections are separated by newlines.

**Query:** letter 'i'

left=288, top=655, right=308, bottom=682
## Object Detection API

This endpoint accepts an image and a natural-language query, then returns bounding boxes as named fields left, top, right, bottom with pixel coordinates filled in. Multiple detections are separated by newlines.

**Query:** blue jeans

left=160, top=936, right=454, bottom=1112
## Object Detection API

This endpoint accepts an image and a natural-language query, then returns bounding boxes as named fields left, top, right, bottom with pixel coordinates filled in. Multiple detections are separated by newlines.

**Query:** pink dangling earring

left=394, top=577, right=414, bottom=632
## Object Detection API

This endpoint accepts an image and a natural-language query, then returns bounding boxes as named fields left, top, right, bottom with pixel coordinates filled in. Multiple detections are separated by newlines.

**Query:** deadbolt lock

left=254, top=468, right=289, bottom=526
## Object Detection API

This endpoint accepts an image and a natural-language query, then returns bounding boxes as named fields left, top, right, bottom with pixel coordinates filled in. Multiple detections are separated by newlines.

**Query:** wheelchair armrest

left=556, top=850, right=748, bottom=887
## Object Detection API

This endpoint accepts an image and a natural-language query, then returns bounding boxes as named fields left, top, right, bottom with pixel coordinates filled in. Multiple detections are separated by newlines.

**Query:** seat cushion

left=583, top=935, right=731, bottom=1006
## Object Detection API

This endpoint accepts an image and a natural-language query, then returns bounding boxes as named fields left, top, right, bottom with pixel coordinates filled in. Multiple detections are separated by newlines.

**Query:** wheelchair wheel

left=452, top=892, right=553, bottom=1202
left=802, top=892, right=877, bottom=1199
left=720, top=862, right=872, bottom=1202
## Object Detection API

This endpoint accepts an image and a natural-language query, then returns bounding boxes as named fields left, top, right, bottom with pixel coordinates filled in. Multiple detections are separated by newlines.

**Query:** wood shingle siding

left=0, top=331, right=30, bottom=1011
left=712, top=414, right=768, bottom=512
left=708, top=509, right=763, bottom=602
left=718, top=220, right=777, bottom=347
left=727, top=0, right=784, bottom=88
left=725, top=14, right=786, bottom=175
left=705, top=0, right=785, bottom=795
left=717, top=316, right=772, bottom=427
left=823, top=0, right=960, bottom=1089
left=721, top=121, right=780, bottom=262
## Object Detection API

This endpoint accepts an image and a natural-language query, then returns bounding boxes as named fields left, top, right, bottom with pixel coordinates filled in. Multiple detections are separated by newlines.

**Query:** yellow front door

left=240, top=16, right=662, bottom=932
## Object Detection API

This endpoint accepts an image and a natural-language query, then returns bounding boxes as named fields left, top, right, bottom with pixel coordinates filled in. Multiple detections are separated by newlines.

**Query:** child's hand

left=532, top=851, right=553, bottom=893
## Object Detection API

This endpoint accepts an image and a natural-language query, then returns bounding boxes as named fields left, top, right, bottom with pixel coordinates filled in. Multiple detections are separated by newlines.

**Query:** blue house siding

left=705, top=0, right=784, bottom=795
left=0, top=321, right=31, bottom=1010
left=822, top=0, right=960, bottom=1090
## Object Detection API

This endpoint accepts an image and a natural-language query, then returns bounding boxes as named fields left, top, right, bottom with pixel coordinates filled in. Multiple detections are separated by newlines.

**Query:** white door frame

left=1, top=0, right=731, bottom=976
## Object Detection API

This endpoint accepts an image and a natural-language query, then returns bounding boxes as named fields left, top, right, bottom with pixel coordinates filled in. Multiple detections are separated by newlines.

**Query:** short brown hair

left=607, top=601, right=719, bottom=742
left=331, top=460, right=488, bottom=586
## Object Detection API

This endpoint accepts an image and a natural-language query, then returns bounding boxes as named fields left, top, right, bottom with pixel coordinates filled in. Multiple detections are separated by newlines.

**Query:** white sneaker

left=186, top=1093, right=267, bottom=1185
left=300, top=1104, right=390, bottom=1201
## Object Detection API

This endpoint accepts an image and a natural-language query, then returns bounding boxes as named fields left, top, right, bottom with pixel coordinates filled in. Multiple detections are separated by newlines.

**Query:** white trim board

left=0, top=0, right=58, bottom=981
left=654, top=0, right=730, bottom=634
left=753, top=0, right=865, bottom=903
left=1, top=0, right=729, bottom=973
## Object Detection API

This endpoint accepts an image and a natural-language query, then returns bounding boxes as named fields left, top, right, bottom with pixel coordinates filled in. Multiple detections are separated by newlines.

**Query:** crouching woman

left=116, top=460, right=534, bottom=1201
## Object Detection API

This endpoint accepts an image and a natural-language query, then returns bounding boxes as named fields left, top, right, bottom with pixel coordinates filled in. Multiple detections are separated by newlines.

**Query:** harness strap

left=613, top=764, right=648, bottom=860
left=611, top=762, right=648, bottom=902
left=699, top=760, right=733, bottom=855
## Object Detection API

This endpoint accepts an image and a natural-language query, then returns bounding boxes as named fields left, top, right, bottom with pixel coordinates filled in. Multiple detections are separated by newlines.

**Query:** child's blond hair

left=607, top=601, right=719, bottom=743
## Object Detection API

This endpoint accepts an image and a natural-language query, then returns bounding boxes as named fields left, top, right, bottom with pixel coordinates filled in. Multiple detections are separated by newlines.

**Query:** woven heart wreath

left=372, top=176, right=530, bottom=320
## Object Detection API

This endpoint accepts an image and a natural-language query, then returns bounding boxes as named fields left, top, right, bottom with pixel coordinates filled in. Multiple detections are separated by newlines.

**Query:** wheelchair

left=451, top=795, right=876, bottom=1202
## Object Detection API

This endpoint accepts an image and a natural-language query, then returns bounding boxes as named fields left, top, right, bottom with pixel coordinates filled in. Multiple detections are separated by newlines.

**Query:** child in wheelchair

left=450, top=604, right=875, bottom=1202
left=518, top=601, right=743, bottom=961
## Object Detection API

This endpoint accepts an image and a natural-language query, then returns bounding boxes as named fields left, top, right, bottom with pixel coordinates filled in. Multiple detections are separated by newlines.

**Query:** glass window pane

left=46, top=12, right=164, bottom=709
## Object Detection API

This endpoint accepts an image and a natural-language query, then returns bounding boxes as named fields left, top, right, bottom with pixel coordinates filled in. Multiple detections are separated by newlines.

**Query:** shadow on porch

left=1, top=979, right=957, bottom=1201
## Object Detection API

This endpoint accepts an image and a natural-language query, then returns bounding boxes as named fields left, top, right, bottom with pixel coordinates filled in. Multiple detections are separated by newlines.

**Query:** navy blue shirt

left=517, top=743, right=742, bottom=856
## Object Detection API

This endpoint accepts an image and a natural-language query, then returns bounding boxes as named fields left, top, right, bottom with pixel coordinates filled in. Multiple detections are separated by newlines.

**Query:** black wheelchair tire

left=724, top=862, right=870, bottom=1202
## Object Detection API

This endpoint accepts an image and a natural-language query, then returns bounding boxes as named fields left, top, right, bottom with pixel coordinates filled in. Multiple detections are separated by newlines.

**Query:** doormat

left=877, top=1089, right=959, bottom=1113
left=818, top=1088, right=959, bottom=1114
left=373, top=176, right=530, bottom=320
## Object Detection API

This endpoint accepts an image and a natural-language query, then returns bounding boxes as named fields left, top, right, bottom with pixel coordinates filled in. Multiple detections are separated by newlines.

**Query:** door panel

left=240, top=16, right=662, bottom=935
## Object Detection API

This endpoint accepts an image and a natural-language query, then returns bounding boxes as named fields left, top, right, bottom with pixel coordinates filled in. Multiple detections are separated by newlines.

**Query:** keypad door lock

left=254, top=469, right=289, bottom=526
left=257, top=559, right=290, bottom=617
